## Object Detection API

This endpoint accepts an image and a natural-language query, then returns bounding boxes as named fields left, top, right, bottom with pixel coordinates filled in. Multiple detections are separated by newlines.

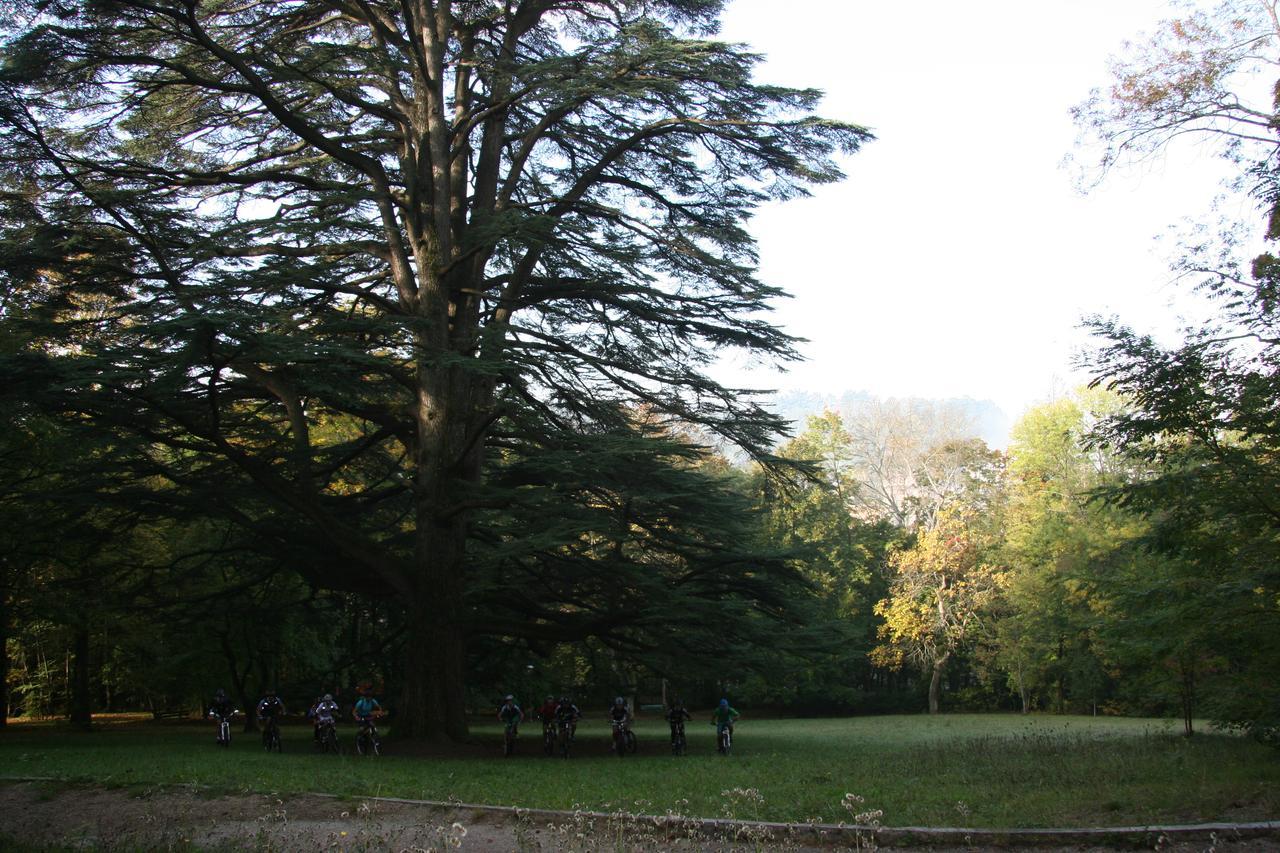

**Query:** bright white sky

left=713, top=0, right=1253, bottom=424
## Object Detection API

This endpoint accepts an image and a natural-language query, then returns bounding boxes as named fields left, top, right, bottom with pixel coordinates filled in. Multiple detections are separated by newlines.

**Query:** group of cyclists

left=498, top=694, right=741, bottom=757
left=205, top=684, right=384, bottom=755
left=208, top=685, right=740, bottom=757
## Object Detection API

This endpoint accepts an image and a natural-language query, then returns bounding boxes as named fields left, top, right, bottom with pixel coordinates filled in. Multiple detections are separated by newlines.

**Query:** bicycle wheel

left=543, top=728, right=555, bottom=756
left=271, top=727, right=283, bottom=753
left=719, top=728, right=731, bottom=755
left=219, top=721, right=230, bottom=747
left=503, top=728, right=515, bottom=757
left=613, top=728, right=626, bottom=758
left=625, top=729, right=637, bottom=754
left=323, top=727, right=338, bottom=754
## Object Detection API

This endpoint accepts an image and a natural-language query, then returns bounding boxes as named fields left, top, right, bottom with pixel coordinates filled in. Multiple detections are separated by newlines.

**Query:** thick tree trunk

left=398, top=361, right=476, bottom=742
left=70, top=626, right=92, bottom=730
left=928, top=654, right=948, bottom=714
left=400, top=511, right=470, bottom=741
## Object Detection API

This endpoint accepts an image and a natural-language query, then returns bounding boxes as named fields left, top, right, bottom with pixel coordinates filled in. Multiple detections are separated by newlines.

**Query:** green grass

left=1, top=714, right=1277, bottom=828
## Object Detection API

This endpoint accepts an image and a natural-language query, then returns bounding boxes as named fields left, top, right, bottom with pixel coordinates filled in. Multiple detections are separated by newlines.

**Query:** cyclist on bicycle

left=256, top=688, right=285, bottom=747
left=710, top=698, right=739, bottom=746
left=312, top=693, right=339, bottom=742
left=608, top=696, right=631, bottom=751
left=536, top=695, right=558, bottom=740
left=257, top=689, right=285, bottom=723
left=353, top=684, right=381, bottom=723
left=666, top=698, right=691, bottom=738
left=498, top=695, right=523, bottom=734
left=554, top=696, right=581, bottom=740
left=208, top=688, right=235, bottom=742
left=208, top=688, right=234, bottom=720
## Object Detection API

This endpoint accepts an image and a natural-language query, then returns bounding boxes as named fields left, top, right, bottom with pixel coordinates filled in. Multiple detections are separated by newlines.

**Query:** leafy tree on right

left=1075, top=0, right=1280, bottom=744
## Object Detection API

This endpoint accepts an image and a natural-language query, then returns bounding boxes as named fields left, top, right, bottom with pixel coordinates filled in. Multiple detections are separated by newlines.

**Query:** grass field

left=1, top=713, right=1277, bottom=828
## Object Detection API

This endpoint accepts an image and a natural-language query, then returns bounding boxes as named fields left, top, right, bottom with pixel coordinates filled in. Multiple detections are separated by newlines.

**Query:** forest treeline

left=4, top=380, right=1279, bottom=747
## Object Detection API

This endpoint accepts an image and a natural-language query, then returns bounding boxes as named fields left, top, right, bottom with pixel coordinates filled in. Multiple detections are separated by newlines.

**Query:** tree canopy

left=0, top=0, right=869, bottom=738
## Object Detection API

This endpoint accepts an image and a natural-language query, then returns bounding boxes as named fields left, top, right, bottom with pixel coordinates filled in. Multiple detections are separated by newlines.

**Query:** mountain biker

left=498, top=695, right=524, bottom=734
left=257, top=688, right=285, bottom=723
left=710, top=698, right=739, bottom=748
left=554, top=696, right=581, bottom=740
left=312, top=693, right=340, bottom=742
left=666, top=698, right=691, bottom=740
left=353, top=684, right=382, bottom=723
left=208, top=688, right=235, bottom=742
left=208, top=688, right=234, bottom=720
left=536, top=695, right=558, bottom=740
left=608, top=696, right=631, bottom=751
left=256, top=688, right=286, bottom=747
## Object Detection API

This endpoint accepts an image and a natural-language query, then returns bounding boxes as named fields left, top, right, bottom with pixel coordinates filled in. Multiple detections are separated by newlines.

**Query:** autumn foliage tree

left=871, top=508, right=1001, bottom=714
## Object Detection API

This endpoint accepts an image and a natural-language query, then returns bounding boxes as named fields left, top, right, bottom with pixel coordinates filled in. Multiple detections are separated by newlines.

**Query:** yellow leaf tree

left=871, top=508, right=1001, bottom=713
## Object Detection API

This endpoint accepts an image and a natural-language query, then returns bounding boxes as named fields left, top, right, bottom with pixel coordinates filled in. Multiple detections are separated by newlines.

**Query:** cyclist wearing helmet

left=312, top=692, right=339, bottom=741
left=208, top=688, right=235, bottom=743
left=498, top=694, right=523, bottom=733
left=608, top=696, right=633, bottom=754
left=256, top=688, right=285, bottom=722
left=536, top=695, right=558, bottom=731
left=554, top=696, right=581, bottom=740
left=608, top=696, right=631, bottom=725
left=352, top=683, right=381, bottom=722
left=208, top=688, right=234, bottom=720
left=666, top=698, right=691, bottom=731
left=710, top=698, right=739, bottom=744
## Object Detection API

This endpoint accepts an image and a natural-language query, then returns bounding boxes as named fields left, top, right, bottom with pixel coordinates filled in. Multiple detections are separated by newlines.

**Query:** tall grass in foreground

left=1, top=714, right=1276, bottom=827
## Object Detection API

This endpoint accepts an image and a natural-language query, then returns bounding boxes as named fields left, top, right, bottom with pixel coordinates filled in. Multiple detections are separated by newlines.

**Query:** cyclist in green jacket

left=710, top=698, right=739, bottom=748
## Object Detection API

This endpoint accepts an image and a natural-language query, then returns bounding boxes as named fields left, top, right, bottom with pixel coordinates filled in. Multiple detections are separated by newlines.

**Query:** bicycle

left=715, top=722, right=734, bottom=755
left=261, top=716, right=283, bottom=753
left=556, top=718, right=574, bottom=758
left=503, top=721, right=518, bottom=757
left=317, top=719, right=339, bottom=754
left=355, top=715, right=381, bottom=756
left=669, top=721, right=686, bottom=756
left=210, top=710, right=238, bottom=747
left=542, top=722, right=556, bottom=756
left=610, top=720, right=636, bottom=757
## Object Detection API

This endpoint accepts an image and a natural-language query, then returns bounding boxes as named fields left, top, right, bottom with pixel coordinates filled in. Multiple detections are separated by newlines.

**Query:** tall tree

left=871, top=507, right=1001, bottom=714
left=0, top=0, right=868, bottom=739
left=1075, top=0, right=1280, bottom=744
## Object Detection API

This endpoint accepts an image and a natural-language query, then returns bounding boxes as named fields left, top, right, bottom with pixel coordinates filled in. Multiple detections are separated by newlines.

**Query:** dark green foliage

left=0, top=0, right=868, bottom=736
left=1085, top=238, right=1280, bottom=743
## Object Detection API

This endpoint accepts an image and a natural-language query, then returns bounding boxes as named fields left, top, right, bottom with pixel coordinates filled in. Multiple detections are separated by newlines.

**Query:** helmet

left=560, top=696, right=570, bottom=704
left=614, top=696, right=624, bottom=705
left=323, top=694, right=333, bottom=702
left=719, top=698, right=729, bottom=708
left=504, top=694, right=514, bottom=702
left=546, top=695, right=555, bottom=702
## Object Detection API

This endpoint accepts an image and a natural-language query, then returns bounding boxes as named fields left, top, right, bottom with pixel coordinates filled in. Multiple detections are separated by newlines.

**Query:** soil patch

left=1, top=781, right=1277, bottom=851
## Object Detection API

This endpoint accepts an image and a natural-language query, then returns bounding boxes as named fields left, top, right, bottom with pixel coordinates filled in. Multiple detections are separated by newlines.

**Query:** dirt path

left=2, top=781, right=1278, bottom=851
